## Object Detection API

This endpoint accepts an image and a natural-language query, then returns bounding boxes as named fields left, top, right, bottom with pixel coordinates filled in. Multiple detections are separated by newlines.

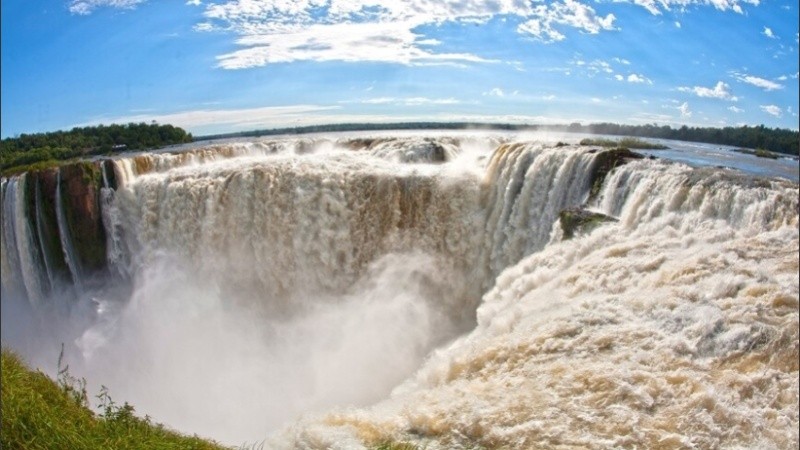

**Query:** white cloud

left=615, top=73, right=653, bottom=84
left=760, top=104, right=782, bottom=117
left=573, top=59, right=614, bottom=77
left=484, top=88, right=505, bottom=97
left=678, top=81, right=738, bottom=101
left=735, top=74, right=783, bottom=91
left=614, top=57, right=631, bottom=65
left=630, top=0, right=758, bottom=15
left=762, top=26, right=777, bottom=39
left=518, top=0, right=616, bottom=43
left=200, top=0, right=621, bottom=67
left=728, top=106, right=744, bottom=113
left=675, top=21, right=681, bottom=28
left=186, top=0, right=201, bottom=6
left=216, top=21, right=497, bottom=68
left=542, top=94, right=557, bottom=100
left=679, top=102, right=692, bottom=118
left=68, top=0, right=146, bottom=15
left=627, top=73, right=653, bottom=84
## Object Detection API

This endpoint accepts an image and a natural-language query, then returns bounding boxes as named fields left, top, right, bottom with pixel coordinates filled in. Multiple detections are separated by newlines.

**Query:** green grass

left=579, top=137, right=668, bottom=149
left=1, top=348, right=226, bottom=450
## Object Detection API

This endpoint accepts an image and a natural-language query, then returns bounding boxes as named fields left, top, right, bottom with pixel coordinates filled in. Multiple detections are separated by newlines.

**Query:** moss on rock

left=586, top=147, right=645, bottom=202
left=559, top=207, right=617, bottom=240
left=58, top=161, right=107, bottom=274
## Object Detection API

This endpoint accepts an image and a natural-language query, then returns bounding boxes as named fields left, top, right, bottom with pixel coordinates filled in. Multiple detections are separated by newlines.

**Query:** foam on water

left=0, top=134, right=796, bottom=448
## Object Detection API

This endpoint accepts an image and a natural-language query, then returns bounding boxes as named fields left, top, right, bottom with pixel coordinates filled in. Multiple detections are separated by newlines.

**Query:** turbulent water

left=1, top=132, right=798, bottom=449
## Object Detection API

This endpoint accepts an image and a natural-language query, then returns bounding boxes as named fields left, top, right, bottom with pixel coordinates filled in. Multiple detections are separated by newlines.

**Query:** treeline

left=1, top=123, right=192, bottom=175
left=198, top=122, right=799, bottom=156
left=568, top=123, right=798, bottom=156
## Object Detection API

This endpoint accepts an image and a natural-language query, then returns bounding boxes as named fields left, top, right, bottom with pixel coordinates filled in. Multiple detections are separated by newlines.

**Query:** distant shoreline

left=194, top=121, right=800, bottom=157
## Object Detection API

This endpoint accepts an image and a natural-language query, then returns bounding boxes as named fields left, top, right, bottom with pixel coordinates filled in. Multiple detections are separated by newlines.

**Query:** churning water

left=1, top=132, right=797, bottom=448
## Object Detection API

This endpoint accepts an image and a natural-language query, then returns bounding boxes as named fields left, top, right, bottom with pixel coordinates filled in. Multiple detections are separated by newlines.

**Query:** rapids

left=1, top=132, right=797, bottom=448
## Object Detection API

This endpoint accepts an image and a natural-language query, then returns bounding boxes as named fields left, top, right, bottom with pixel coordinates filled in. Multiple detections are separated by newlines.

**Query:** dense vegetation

left=198, top=122, right=799, bottom=156
left=0, top=123, right=192, bottom=175
left=573, top=122, right=798, bottom=156
left=0, top=348, right=224, bottom=449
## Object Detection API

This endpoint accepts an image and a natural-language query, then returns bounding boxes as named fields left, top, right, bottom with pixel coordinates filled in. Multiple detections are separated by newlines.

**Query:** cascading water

left=1, top=132, right=797, bottom=449
left=55, top=170, right=84, bottom=295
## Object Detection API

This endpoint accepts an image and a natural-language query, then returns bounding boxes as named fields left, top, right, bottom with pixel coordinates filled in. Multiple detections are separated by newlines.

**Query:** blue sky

left=1, top=0, right=798, bottom=138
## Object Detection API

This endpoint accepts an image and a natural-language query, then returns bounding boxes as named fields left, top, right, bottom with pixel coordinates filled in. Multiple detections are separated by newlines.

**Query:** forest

left=0, top=123, right=192, bottom=175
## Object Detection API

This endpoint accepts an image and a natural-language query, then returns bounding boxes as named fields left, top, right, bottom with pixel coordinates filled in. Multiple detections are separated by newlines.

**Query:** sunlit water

left=1, top=131, right=797, bottom=448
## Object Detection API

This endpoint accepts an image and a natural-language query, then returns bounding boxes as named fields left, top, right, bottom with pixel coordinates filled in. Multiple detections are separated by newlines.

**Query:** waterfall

left=55, top=170, right=84, bottom=295
left=481, top=143, right=598, bottom=280
left=1, top=177, right=26, bottom=299
left=100, top=161, right=130, bottom=279
left=0, top=134, right=796, bottom=449
left=33, top=177, right=56, bottom=296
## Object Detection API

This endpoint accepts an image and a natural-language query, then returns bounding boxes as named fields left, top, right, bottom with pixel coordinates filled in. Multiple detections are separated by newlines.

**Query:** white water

left=1, top=133, right=797, bottom=448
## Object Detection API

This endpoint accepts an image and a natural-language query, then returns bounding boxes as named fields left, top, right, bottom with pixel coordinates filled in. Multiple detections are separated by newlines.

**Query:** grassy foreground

left=0, top=348, right=224, bottom=450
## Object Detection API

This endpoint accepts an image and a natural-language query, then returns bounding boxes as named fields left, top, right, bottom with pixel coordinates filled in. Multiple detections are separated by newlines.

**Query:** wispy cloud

left=678, top=81, right=738, bottom=101
left=762, top=26, right=777, bottom=39
left=573, top=59, right=614, bottom=76
left=69, top=0, right=146, bottom=15
left=678, top=102, right=692, bottom=118
left=483, top=88, right=505, bottom=97
left=215, top=22, right=497, bottom=69
left=615, top=73, right=652, bottom=84
left=728, top=106, right=744, bottom=113
left=630, top=0, right=758, bottom=15
left=626, top=73, right=653, bottom=84
left=760, top=104, right=782, bottom=117
left=517, top=0, right=616, bottom=43
left=358, top=97, right=461, bottom=106
left=735, top=74, right=783, bottom=91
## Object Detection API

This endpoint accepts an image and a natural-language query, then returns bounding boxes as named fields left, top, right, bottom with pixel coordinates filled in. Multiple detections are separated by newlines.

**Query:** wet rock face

left=559, top=207, right=617, bottom=240
left=58, top=161, right=107, bottom=273
left=587, top=147, right=645, bottom=201
left=28, top=169, right=70, bottom=282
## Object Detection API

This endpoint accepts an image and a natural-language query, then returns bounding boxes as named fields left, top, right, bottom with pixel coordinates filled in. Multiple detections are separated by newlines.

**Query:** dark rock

left=587, top=147, right=645, bottom=202
left=27, top=170, right=70, bottom=286
left=559, top=207, right=617, bottom=240
left=58, top=161, right=107, bottom=274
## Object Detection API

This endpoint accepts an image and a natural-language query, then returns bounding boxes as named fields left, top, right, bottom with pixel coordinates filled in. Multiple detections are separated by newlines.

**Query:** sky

left=1, top=0, right=798, bottom=138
